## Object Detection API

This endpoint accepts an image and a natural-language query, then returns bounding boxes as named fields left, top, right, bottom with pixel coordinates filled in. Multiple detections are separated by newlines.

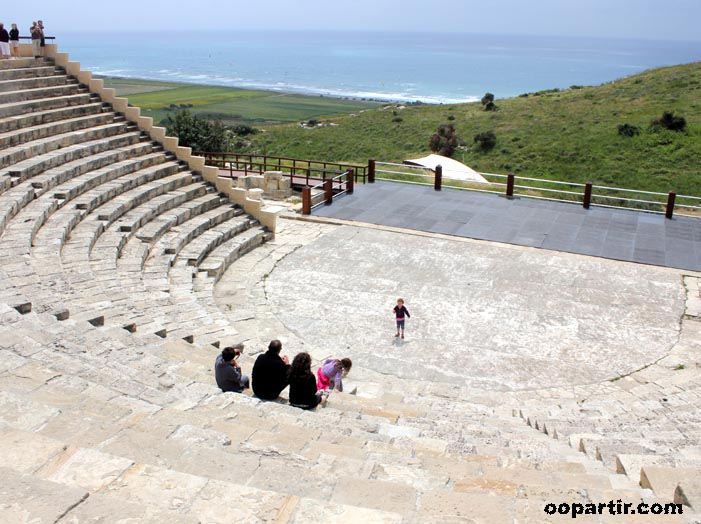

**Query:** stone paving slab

left=314, top=181, right=701, bottom=271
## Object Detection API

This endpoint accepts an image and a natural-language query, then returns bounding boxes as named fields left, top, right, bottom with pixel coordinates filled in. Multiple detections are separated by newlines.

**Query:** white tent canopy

left=403, top=154, right=489, bottom=184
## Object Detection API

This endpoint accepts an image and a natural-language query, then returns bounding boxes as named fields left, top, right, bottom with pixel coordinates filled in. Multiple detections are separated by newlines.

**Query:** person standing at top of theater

left=9, top=24, right=19, bottom=59
left=30, top=21, right=41, bottom=58
left=0, top=24, right=10, bottom=60
left=38, top=20, right=45, bottom=54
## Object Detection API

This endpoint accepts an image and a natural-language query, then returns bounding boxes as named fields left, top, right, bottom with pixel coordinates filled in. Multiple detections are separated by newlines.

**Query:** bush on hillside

left=481, top=92, right=497, bottom=111
left=429, top=123, right=462, bottom=157
left=474, top=131, right=497, bottom=151
left=164, top=109, right=230, bottom=152
left=617, top=123, right=641, bottom=137
left=651, top=111, right=687, bottom=132
left=231, top=124, right=259, bottom=136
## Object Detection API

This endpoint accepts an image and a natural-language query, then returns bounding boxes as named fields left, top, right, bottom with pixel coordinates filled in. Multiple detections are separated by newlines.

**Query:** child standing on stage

left=393, top=298, right=410, bottom=339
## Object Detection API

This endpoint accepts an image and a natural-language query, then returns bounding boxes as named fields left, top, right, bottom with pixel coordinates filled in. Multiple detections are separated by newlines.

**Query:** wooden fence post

left=434, top=165, right=442, bottom=191
left=347, top=169, right=354, bottom=194
left=506, top=173, right=515, bottom=198
left=583, top=182, right=593, bottom=209
left=302, top=187, right=311, bottom=215
left=324, top=179, right=333, bottom=205
left=368, top=158, right=375, bottom=183
left=666, top=191, right=676, bottom=219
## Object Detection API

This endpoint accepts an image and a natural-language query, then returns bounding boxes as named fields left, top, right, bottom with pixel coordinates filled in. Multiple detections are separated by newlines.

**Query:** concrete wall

left=38, top=44, right=279, bottom=234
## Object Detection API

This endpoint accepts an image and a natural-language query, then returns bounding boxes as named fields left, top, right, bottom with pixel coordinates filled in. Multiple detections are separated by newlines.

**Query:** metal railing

left=301, top=169, right=355, bottom=214
left=372, top=160, right=701, bottom=219
left=196, top=152, right=368, bottom=186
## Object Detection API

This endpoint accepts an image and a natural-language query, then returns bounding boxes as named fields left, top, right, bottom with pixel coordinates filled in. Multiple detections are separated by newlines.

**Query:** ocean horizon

left=57, top=30, right=700, bottom=104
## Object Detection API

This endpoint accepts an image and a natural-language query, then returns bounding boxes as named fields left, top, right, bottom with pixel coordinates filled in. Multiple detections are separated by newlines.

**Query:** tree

left=481, top=92, right=497, bottom=111
left=163, top=109, right=230, bottom=152
left=429, top=123, right=462, bottom=157
left=474, top=131, right=497, bottom=151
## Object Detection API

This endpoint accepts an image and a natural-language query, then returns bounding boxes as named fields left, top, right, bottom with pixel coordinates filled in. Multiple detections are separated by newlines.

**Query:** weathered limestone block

left=0, top=467, right=88, bottom=524
left=43, top=447, right=134, bottom=491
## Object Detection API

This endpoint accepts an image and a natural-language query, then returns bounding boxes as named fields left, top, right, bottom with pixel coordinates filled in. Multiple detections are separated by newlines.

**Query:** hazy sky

left=6, top=0, right=701, bottom=41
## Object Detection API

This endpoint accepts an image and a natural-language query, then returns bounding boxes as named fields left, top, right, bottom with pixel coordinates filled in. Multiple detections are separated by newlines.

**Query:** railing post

left=324, top=179, right=333, bottom=205
left=368, top=159, right=375, bottom=183
left=302, top=187, right=311, bottom=215
left=347, top=169, right=355, bottom=194
left=434, top=165, right=442, bottom=191
left=506, top=173, right=515, bottom=198
left=583, top=182, right=593, bottom=209
left=666, top=191, right=676, bottom=219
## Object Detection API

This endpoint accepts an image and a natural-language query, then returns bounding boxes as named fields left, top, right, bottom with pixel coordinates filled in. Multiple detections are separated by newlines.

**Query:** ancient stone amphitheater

left=1, top=51, right=700, bottom=523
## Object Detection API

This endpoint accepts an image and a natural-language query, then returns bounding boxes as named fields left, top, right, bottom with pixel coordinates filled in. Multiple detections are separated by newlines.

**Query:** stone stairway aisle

left=0, top=57, right=271, bottom=349
left=509, top=275, right=701, bottom=517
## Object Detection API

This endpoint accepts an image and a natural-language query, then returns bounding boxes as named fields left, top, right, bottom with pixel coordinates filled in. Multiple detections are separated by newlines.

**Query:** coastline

left=98, top=76, right=392, bottom=125
left=98, top=74, right=474, bottom=106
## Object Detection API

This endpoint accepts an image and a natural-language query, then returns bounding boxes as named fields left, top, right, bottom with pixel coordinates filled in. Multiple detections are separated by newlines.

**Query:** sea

left=58, top=31, right=700, bottom=104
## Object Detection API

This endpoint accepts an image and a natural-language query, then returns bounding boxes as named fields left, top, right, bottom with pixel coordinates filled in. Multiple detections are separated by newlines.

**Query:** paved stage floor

left=312, top=181, right=701, bottom=271
left=217, top=219, right=688, bottom=392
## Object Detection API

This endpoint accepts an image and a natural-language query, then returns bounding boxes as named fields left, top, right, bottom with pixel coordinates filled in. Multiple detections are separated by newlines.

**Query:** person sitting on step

left=317, top=357, right=352, bottom=393
left=252, top=339, right=291, bottom=401
left=214, top=344, right=249, bottom=393
left=288, top=352, right=328, bottom=409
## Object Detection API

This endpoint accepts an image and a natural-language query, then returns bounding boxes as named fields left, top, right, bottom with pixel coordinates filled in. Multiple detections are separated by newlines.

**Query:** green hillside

left=244, top=62, right=701, bottom=195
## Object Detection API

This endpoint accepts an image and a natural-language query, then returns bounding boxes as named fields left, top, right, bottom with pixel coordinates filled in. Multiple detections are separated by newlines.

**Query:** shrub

left=617, top=123, right=641, bottom=137
left=429, top=123, right=461, bottom=157
left=481, top=92, right=494, bottom=105
left=164, top=109, right=230, bottom=152
left=474, top=131, right=497, bottom=151
left=231, top=124, right=259, bottom=136
left=481, top=92, right=497, bottom=111
left=651, top=111, right=686, bottom=132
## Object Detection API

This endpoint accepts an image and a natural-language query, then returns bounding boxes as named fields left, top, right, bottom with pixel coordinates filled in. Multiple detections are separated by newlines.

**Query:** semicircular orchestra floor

left=262, top=223, right=685, bottom=392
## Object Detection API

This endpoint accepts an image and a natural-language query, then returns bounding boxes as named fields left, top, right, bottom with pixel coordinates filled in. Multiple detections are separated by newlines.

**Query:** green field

left=102, top=77, right=382, bottom=125
left=105, top=63, right=701, bottom=196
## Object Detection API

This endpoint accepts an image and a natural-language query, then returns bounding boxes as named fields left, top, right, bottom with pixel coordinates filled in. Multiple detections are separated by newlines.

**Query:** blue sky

left=6, top=0, right=701, bottom=41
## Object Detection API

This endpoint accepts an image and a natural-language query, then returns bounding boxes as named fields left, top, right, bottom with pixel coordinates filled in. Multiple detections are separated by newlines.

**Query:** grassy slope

left=247, top=62, right=701, bottom=195
left=103, top=77, right=381, bottom=125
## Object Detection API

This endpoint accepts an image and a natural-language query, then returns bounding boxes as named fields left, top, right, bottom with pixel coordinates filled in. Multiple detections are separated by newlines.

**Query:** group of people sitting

left=214, top=340, right=352, bottom=410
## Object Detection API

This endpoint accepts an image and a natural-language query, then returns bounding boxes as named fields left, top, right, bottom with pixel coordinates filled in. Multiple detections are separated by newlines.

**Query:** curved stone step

left=135, top=193, right=226, bottom=243
left=0, top=73, right=70, bottom=93
left=197, top=225, right=270, bottom=280
left=4, top=131, right=144, bottom=182
left=0, top=65, right=60, bottom=81
left=0, top=92, right=94, bottom=119
left=0, top=145, right=162, bottom=237
left=179, top=216, right=258, bottom=267
left=0, top=121, right=132, bottom=169
left=0, top=83, right=82, bottom=105
left=0, top=101, right=105, bottom=134
left=0, top=111, right=117, bottom=149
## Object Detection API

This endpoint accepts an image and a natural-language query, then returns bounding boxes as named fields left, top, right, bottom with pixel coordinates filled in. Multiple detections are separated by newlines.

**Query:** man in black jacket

left=252, top=340, right=290, bottom=400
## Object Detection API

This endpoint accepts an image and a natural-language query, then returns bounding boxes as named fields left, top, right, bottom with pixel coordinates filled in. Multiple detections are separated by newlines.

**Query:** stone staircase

left=504, top=275, right=701, bottom=518
left=0, top=57, right=699, bottom=523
